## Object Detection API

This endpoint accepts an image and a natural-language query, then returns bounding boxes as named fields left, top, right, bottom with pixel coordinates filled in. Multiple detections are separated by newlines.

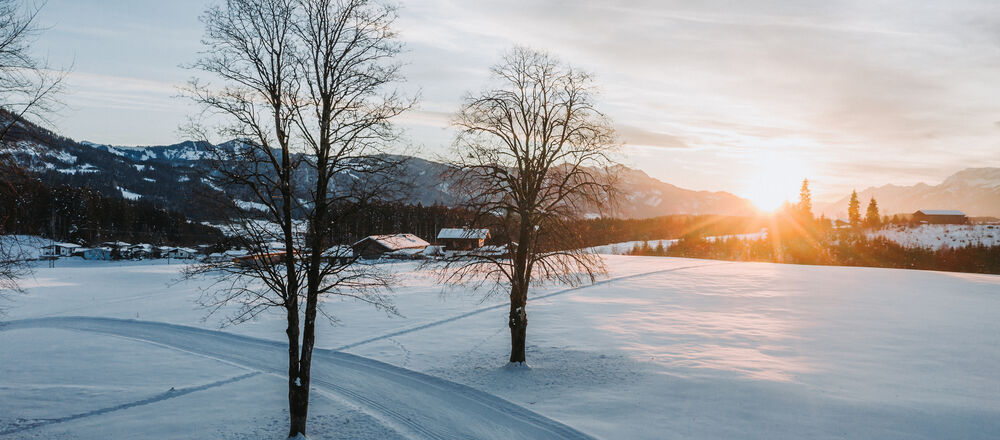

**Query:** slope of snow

left=2, top=257, right=998, bottom=439
left=117, top=187, right=142, bottom=201
left=234, top=199, right=269, bottom=212
left=0, top=235, right=53, bottom=260
left=870, top=224, right=1000, bottom=249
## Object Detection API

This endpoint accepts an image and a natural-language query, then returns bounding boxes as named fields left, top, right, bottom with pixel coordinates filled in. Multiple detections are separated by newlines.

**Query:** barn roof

left=354, top=234, right=429, bottom=251
left=437, top=228, right=490, bottom=240
left=915, top=210, right=966, bottom=216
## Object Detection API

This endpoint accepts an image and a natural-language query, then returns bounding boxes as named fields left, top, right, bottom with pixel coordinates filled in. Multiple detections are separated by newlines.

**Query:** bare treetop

left=442, top=47, right=619, bottom=364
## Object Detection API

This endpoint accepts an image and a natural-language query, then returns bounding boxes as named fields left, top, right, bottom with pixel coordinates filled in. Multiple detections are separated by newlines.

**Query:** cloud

left=33, top=0, right=1000, bottom=194
left=616, top=124, right=691, bottom=149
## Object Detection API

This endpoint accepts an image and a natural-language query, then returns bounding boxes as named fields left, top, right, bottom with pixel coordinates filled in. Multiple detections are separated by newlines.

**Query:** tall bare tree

left=184, top=0, right=408, bottom=437
left=440, top=47, right=619, bottom=364
left=0, top=0, right=64, bottom=304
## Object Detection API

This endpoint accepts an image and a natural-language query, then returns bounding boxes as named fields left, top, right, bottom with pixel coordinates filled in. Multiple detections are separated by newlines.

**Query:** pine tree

left=865, top=197, right=881, bottom=228
left=848, top=190, right=861, bottom=227
left=798, top=179, right=813, bottom=220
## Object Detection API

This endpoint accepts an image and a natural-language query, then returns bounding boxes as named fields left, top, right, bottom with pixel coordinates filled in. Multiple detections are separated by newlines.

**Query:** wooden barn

left=912, top=210, right=968, bottom=225
left=352, top=234, right=429, bottom=259
left=436, top=228, right=490, bottom=251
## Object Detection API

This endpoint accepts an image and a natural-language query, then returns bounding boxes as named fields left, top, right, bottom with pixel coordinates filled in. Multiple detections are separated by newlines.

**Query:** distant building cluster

left=41, top=241, right=200, bottom=261
left=37, top=228, right=498, bottom=264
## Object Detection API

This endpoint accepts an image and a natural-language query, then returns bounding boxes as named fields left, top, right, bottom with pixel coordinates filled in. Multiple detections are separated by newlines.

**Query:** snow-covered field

left=2, top=257, right=999, bottom=439
left=870, top=224, right=1000, bottom=249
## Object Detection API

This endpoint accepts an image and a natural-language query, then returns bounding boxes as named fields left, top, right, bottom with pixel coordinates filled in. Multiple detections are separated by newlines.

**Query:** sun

left=740, top=155, right=810, bottom=213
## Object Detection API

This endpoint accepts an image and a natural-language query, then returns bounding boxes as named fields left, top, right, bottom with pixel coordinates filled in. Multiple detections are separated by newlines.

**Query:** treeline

left=630, top=234, right=1000, bottom=275
left=0, top=168, right=224, bottom=246
left=336, top=206, right=764, bottom=249
left=335, top=201, right=477, bottom=243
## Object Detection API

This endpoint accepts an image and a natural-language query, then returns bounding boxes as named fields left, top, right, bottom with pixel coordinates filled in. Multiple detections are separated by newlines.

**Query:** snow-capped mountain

left=819, top=168, right=1000, bottom=218
left=612, top=166, right=757, bottom=218
left=3, top=116, right=756, bottom=220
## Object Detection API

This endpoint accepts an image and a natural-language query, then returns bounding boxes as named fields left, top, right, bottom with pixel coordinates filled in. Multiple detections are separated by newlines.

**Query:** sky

left=30, top=0, right=1000, bottom=204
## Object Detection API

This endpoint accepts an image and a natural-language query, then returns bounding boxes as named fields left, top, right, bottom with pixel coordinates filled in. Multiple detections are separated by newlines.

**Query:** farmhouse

left=321, top=245, right=355, bottom=264
left=163, top=247, right=198, bottom=259
left=437, top=228, right=490, bottom=251
left=127, top=243, right=154, bottom=259
left=913, top=210, right=968, bottom=225
left=352, top=234, right=429, bottom=259
left=73, top=247, right=112, bottom=260
left=41, top=242, right=81, bottom=258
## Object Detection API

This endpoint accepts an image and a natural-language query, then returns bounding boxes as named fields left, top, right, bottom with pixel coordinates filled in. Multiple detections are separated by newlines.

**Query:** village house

left=912, top=210, right=968, bottom=225
left=163, top=247, right=198, bottom=259
left=352, top=234, right=430, bottom=259
left=127, top=243, right=154, bottom=259
left=102, top=241, right=132, bottom=251
left=73, top=247, right=112, bottom=261
left=436, top=228, right=490, bottom=251
left=322, top=245, right=355, bottom=265
left=41, top=242, right=81, bottom=258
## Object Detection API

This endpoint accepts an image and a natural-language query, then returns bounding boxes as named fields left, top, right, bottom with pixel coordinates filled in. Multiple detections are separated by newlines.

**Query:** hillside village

left=37, top=228, right=502, bottom=264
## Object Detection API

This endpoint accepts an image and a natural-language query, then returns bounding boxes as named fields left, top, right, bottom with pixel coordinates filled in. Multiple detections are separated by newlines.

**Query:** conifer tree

left=865, top=197, right=881, bottom=228
left=848, top=190, right=861, bottom=227
left=798, top=179, right=813, bottom=220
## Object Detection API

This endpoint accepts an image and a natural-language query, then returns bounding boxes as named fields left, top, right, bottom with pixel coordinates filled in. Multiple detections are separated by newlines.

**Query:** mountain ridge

left=819, top=167, right=1000, bottom=218
left=3, top=116, right=758, bottom=220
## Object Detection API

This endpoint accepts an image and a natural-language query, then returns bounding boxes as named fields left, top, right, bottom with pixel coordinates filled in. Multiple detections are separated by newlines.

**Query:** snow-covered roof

left=102, top=241, right=132, bottom=247
left=916, top=210, right=966, bottom=216
left=437, top=228, right=490, bottom=240
left=354, top=234, right=429, bottom=251
left=50, top=242, right=80, bottom=248
left=173, top=247, right=197, bottom=253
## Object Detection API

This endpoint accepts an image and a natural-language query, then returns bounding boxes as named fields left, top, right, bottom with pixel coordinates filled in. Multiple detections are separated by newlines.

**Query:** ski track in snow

left=0, top=372, right=260, bottom=436
left=0, top=317, right=596, bottom=440
left=335, top=261, right=731, bottom=351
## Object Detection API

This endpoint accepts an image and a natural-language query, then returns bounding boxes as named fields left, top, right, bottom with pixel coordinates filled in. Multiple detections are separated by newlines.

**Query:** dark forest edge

left=0, top=163, right=763, bottom=251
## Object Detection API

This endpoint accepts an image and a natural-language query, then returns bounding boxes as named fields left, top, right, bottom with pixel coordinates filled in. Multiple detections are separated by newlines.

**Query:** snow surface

left=234, top=199, right=270, bottom=212
left=117, top=187, right=142, bottom=201
left=870, top=224, right=1000, bottom=249
left=2, top=257, right=999, bottom=438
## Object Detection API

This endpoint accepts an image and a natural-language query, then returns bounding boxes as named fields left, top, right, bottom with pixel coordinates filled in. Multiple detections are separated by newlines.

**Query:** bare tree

left=0, top=0, right=64, bottom=304
left=183, top=0, right=408, bottom=437
left=440, top=47, right=619, bottom=364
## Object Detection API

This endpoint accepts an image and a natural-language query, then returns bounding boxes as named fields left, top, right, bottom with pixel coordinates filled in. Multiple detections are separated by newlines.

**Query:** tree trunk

left=288, top=383, right=309, bottom=437
left=509, top=300, right=527, bottom=363
left=285, top=300, right=304, bottom=438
